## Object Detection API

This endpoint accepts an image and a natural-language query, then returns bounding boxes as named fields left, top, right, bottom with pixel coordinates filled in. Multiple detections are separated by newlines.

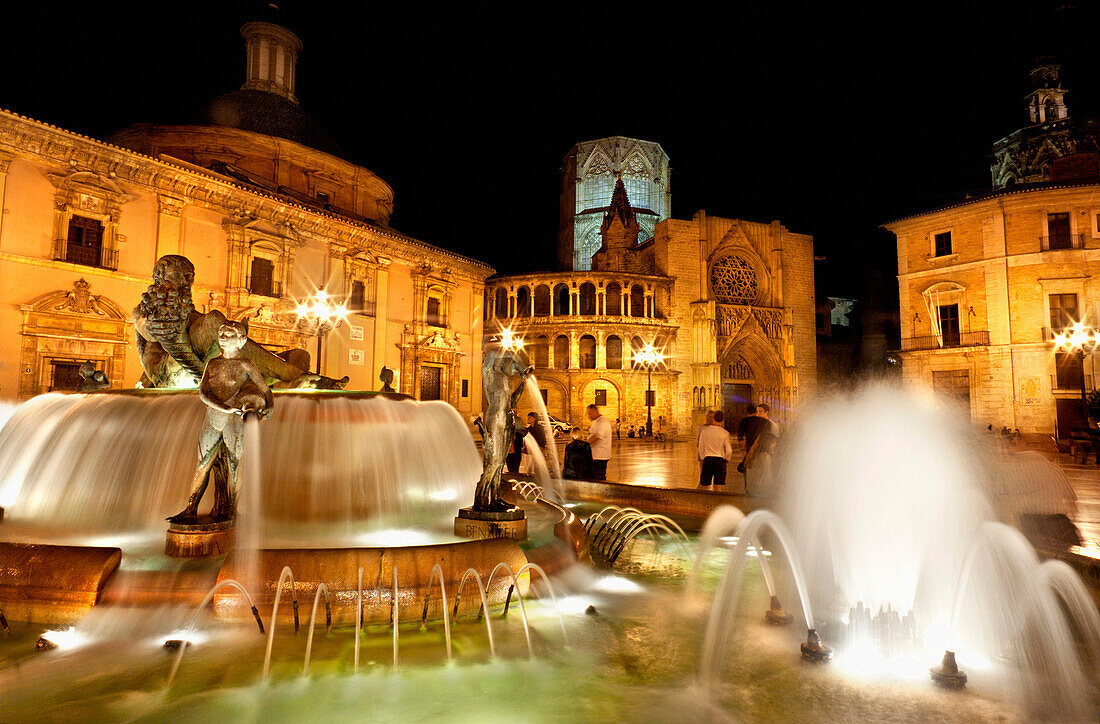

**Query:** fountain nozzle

left=250, top=605, right=265, bottom=634
left=930, top=649, right=967, bottom=688
left=800, top=627, right=832, bottom=663
left=765, top=595, right=794, bottom=626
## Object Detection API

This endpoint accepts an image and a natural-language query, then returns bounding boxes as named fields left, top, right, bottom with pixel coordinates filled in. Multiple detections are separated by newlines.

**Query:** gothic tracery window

left=710, top=255, right=759, bottom=305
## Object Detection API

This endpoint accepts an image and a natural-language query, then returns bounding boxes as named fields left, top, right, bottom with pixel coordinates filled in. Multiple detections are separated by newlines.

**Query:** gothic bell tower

left=1026, top=59, right=1068, bottom=125
left=593, top=177, right=639, bottom=272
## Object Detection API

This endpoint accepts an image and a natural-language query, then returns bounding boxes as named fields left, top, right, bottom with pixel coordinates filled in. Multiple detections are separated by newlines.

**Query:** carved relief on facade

left=752, top=308, right=784, bottom=339
left=710, top=255, right=759, bottom=305
left=18, top=279, right=130, bottom=398
left=716, top=304, right=751, bottom=337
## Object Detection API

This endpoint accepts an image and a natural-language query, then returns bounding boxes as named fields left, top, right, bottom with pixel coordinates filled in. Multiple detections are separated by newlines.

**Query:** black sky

left=2, top=1, right=1097, bottom=297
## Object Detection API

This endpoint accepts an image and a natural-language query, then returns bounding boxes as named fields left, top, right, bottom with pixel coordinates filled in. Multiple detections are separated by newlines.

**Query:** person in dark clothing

left=737, top=409, right=771, bottom=476
left=562, top=427, right=593, bottom=479
left=736, top=403, right=758, bottom=446
left=506, top=424, right=525, bottom=473
left=526, top=412, right=547, bottom=450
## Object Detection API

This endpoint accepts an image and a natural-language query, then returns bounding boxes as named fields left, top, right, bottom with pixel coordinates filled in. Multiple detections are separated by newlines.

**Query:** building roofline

left=881, top=177, right=1100, bottom=227
left=0, top=107, right=494, bottom=276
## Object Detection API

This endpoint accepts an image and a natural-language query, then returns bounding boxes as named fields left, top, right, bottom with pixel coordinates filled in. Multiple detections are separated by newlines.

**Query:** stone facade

left=0, top=17, right=492, bottom=414
left=886, top=182, right=1100, bottom=436
left=492, top=167, right=817, bottom=439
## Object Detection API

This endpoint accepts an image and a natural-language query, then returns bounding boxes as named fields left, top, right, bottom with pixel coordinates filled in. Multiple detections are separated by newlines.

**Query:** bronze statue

left=379, top=366, right=396, bottom=393
left=168, top=319, right=273, bottom=523
left=473, top=348, right=533, bottom=511
left=133, top=255, right=348, bottom=390
left=76, top=361, right=110, bottom=392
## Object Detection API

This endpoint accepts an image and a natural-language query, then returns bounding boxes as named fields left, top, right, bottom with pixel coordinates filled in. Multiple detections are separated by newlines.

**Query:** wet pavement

left=549, top=436, right=1100, bottom=547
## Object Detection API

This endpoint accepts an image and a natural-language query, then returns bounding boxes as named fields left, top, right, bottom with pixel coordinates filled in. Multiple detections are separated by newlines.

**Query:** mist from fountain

left=695, top=386, right=1100, bottom=720
left=0, top=392, right=480, bottom=547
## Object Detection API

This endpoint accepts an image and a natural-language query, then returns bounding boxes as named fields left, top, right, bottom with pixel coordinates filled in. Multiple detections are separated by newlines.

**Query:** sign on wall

left=1020, top=376, right=1041, bottom=405
left=349, top=349, right=364, bottom=365
left=349, top=325, right=364, bottom=341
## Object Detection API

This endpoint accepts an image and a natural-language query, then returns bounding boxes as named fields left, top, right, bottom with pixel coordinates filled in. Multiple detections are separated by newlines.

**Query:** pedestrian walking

left=587, top=403, right=612, bottom=480
left=698, top=410, right=733, bottom=486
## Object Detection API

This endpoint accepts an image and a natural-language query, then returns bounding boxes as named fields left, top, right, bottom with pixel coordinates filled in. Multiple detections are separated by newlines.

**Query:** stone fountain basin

left=214, top=538, right=529, bottom=625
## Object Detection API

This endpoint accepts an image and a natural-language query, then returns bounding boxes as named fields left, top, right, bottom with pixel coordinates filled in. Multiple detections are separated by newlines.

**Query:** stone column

left=569, top=331, right=580, bottom=369
left=373, top=261, right=390, bottom=386
left=0, top=153, right=12, bottom=251
left=596, top=331, right=606, bottom=369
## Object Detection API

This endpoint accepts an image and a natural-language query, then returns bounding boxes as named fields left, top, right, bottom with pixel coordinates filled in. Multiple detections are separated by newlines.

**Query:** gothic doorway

left=722, top=383, right=754, bottom=434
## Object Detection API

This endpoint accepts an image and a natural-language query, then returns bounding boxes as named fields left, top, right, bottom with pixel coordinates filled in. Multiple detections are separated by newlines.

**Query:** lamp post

left=636, top=343, right=664, bottom=438
left=1052, top=321, right=1099, bottom=425
left=296, top=290, right=348, bottom=375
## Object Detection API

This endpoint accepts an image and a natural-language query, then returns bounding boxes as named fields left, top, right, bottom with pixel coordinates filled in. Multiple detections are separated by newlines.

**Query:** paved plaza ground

left=547, top=436, right=1100, bottom=548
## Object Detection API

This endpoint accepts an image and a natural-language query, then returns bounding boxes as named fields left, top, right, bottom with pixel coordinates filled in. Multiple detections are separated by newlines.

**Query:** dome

left=192, top=89, right=343, bottom=158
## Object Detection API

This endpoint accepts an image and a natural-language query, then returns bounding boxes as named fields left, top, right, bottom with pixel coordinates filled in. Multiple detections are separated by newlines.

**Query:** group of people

left=506, top=404, right=612, bottom=481
left=697, top=403, right=778, bottom=492
left=612, top=416, right=665, bottom=439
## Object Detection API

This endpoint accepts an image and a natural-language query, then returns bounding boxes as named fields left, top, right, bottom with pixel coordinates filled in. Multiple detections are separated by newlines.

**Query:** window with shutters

left=249, top=257, right=276, bottom=297
left=65, top=216, right=104, bottom=268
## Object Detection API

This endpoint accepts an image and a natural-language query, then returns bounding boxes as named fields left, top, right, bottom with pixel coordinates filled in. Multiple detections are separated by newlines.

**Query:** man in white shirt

left=586, top=404, right=612, bottom=480
left=698, top=410, right=733, bottom=486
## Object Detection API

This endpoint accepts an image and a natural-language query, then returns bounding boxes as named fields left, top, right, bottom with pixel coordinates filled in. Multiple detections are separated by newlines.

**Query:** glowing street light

left=295, top=289, right=349, bottom=375
left=636, top=343, right=664, bottom=438
left=1052, top=321, right=1100, bottom=423
left=497, top=327, right=525, bottom=353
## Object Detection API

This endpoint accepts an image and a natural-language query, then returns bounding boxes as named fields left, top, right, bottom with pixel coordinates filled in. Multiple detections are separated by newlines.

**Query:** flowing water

left=0, top=391, right=479, bottom=547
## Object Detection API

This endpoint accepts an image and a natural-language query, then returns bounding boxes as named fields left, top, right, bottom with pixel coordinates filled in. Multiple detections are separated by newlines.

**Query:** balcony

left=1052, top=373, right=1093, bottom=392
left=52, top=239, right=118, bottom=270
left=900, top=330, right=990, bottom=352
left=246, top=278, right=284, bottom=299
left=1040, top=234, right=1087, bottom=251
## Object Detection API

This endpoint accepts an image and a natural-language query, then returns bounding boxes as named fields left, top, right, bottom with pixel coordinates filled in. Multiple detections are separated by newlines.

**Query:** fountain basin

left=214, top=539, right=530, bottom=625
left=0, top=542, right=121, bottom=625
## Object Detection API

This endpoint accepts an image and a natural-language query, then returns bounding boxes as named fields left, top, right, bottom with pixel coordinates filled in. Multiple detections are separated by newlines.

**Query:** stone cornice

left=0, top=108, right=495, bottom=282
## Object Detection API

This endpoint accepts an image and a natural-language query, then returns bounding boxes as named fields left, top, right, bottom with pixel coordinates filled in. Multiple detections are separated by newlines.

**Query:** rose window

left=710, top=255, right=758, bottom=304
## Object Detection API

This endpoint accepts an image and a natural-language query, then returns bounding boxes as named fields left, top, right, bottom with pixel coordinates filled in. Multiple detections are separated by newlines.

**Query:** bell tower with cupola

left=1026, top=59, right=1068, bottom=125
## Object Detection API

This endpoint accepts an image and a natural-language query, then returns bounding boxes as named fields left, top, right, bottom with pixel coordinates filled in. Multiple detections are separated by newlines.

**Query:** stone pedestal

left=454, top=506, right=527, bottom=541
left=166, top=517, right=235, bottom=558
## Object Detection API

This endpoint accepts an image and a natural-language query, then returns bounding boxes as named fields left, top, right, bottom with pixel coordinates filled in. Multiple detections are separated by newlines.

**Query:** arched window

left=533, top=335, right=549, bottom=368
left=516, top=286, right=531, bottom=316
left=534, top=284, right=551, bottom=316
left=494, top=287, right=508, bottom=319
left=630, top=284, right=645, bottom=318
left=606, top=335, right=622, bottom=369
left=630, top=335, right=645, bottom=369
left=579, top=335, right=596, bottom=369
left=606, top=282, right=622, bottom=316
left=554, top=284, right=570, bottom=316
left=554, top=335, right=570, bottom=369
left=579, top=282, right=596, bottom=316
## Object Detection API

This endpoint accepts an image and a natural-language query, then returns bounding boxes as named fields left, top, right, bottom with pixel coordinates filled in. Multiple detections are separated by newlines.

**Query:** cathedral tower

left=592, top=177, right=639, bottom=272
left=558, top=136, right=670, bottom=271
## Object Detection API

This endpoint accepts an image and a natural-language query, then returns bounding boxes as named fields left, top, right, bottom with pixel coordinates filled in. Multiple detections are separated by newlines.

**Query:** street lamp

left=636, top=343, right=664, bottom=438
left=1052, top=321, right=1099, bottom=425
left=295, top=290, right=348, bottom=375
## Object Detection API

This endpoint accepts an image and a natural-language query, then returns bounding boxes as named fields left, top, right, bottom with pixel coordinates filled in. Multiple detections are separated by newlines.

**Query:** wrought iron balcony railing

left=1040, top=234, right=1087, bottom=251
left=52, top=239, right=119, bottom=270
left=900, top=330, right=990, bottom=352
left=1051, top=373, right=1093, bottom=392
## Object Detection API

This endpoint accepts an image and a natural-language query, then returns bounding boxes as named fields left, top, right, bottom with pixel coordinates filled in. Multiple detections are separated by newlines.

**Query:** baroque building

left=0, top=13, right=492, bottom=413
left=886, top=61, right=1100, bottom=436
left=490, top=146, right=817, bottom=439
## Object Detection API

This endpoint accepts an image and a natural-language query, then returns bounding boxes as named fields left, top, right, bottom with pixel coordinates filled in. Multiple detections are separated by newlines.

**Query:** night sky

left=2, top=2, right=1096, bottom=301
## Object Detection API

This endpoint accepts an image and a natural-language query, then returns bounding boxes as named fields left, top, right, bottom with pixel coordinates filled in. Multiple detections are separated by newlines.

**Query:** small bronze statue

left=472, top=348, right=533, bottom=512
left=76, top=361, right=110, bottom=392
left=379, top=366, right=396, bottom=393
left=168, top=319, right=273, bottom=523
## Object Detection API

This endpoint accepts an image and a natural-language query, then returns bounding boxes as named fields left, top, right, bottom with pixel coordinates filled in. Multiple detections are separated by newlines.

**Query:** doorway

left=722, top=383, right=754, bottom=434
left=419, top=365, right=442, bottom=401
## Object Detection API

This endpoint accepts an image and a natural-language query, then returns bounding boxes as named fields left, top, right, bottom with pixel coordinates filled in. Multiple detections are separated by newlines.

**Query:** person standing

left=562, top=427, right=593, bottom=479
left=756, top=403, right=779, bottom=435
left=698, top=410, right=733, bottom=486
left=736, top=403, right=757, bottom=447
left=586, top=404, right=612, bottom=480
left=615, top=418, right=622, bottom=439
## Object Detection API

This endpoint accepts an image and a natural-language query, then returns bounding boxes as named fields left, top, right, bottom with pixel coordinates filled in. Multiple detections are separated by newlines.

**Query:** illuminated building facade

left=492, top=161, right=817, bottom=439
left=0, top=15, right=492, bottom=413
left=887, top=62, right=1100, bottom=436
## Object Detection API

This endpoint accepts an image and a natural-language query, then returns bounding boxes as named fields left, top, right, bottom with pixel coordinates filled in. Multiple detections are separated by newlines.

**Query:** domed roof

left=191, top=89, right=343, bottom=158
